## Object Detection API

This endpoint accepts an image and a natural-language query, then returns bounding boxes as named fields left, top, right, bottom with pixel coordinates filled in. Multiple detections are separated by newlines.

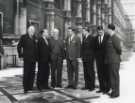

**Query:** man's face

left=82, top=29, right=86, bottom=35
left=43, top=29, right=49, bottom=38
left=53, top=30, right=59, bottom=39
left=28, top=26, right=35, bottom=36
left=97, top=29, right=104, bottom=36
left=68, top=29, right=72, bottom=37
left=107, top=29, right=112, bottom=34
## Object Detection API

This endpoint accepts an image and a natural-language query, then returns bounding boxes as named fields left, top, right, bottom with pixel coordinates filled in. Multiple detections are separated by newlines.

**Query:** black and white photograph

left=0, top=0, right=134, bottom=103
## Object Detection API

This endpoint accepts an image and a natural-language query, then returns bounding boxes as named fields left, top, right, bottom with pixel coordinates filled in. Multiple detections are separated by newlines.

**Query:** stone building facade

left=0, top=0, right=133, bottom=68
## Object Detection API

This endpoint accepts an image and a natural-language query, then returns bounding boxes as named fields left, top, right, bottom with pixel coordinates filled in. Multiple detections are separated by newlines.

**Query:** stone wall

left=0, top=0, right=15, bottom=33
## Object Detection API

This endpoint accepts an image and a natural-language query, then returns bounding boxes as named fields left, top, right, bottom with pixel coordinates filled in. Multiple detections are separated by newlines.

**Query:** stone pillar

left=108, top=0, right=113, bottom=24
left=14, top=0, right=20, bottom=35
left=97, top=0, right=102, bottom=26
left=85, top=0, right=91, bottom=26
left=64, top=0, right=71, bottom=38
left=75, top=0, right=83, bottom=42
left=43, top=0, right=55, bottom=35
left=104, top=0, right=109, bottom=25
left=92, top=0, right=97, bottom=26
left=20, top=7, right=27, bottom=34
left=14, top=0, right=27, bottom=35
left=75, top=0, right=82, bottom=25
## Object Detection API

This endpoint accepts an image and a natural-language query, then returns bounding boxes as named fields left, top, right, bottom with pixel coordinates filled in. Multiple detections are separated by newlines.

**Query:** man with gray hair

left=50, top=28, right=65, bottom=88
left=17, top=25, right=37, bottom=93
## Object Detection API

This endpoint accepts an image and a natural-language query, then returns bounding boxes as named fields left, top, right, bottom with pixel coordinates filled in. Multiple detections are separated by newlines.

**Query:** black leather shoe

left=56, top=85, right=62, bottom=88
left=103, top=89, right=110, bottom=94
left=65, top=85, right=72, bottom=89
left=109, top=92, right=119, bottom=98
left=44, top=86, right=51, bottom=89
left=89, top=88, right=95, bottom=91
left=81, top=87, right=88, bottom=90
left=96, top=90, right=102, bottom=93
left=110, top=94, right=119, bottom=98
left=24, top=90, right=28, bottom=94
left=72, top=86, right=77, bottom=89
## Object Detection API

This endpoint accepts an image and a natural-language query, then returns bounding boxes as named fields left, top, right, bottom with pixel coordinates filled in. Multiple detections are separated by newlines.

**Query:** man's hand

left=19, top=58, right=23, bottom=61
left=77, top=58, right=82, bottom=63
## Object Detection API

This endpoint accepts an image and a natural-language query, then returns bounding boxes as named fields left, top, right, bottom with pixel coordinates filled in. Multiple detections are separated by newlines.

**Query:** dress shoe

left=81, top=87, right=88, bottom=90
left=51, top=85, right=56, bottom=88
left=24, top=90, right=28, bottom=94
left=56, top=85, right=62, bottom=88
left=65, top=85, right=72, bottom=89
left=44, top=86, right=51, bottom=89
left=103, top=89, right=110, bottom=94
left=110, top=94, right=119, bottom=98
left=72, top=86, right=77, bottom=89
left=88, top=88, right=95, bottom=91
left=96, top=90, right=102, bottom=93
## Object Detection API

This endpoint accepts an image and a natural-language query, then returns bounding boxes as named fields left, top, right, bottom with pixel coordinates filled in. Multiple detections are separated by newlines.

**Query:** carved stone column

left=64, top=0, right=71, bottom=38
left=108, top=0, right=113, bottom=24
left=92, top=0, right=97, bottom=26
left=75, top=0, right=82, bottom=25
left=97, top=0, right=102, bottom=26
left=103, top=0, right=109, bottom=25
left=43, top=0, right=55, bottom=34
left=85, top=0, right=91, bottom=26
left=14, top=0, right=27, bottom=35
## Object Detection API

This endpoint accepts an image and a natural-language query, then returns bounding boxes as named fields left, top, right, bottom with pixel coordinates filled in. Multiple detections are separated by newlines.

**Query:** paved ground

left=0, top=52, right=135, bottom=103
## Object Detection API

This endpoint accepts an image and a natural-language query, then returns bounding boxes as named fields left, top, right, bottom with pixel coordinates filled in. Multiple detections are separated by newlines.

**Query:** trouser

left=23, top=61, right=36, bottom=91
left=108, top=63, right=120, bottom=95
left=83, top=57, right=95, bottom=89
left=51, top=57, right=63, bottom=87
left=67, top=59, right=79, bottom=88
left=96, top=59, right=109, bottom=91
left=37, top=62, right=50, bottom=89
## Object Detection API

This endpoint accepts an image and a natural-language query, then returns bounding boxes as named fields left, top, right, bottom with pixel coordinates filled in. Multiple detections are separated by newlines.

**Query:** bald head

left=28, top=26, right=35, bottom=37
left=53, top=28, right=59, bottom=40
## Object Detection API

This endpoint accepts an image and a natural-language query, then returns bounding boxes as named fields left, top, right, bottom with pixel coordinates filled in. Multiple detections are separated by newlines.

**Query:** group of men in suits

left=17, top=24, right=121, bottom=98
left=93, top=24, right=121, bottom=98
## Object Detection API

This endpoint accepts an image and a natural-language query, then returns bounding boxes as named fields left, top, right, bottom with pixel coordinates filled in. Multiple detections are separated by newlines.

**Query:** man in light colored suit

left=65, top=27, right=81, bottom=89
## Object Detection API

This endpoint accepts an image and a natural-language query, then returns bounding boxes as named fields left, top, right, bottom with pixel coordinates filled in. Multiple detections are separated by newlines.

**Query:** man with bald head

left=17, top=25, right=37, bottom=93
left=50, top=28, right=65, bottom=88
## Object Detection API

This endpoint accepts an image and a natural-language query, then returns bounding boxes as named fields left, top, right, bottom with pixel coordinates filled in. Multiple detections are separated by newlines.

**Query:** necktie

left=69, top=37, right=71, bottom=45
left=44, top=37, right=48, bottom=45
left=99, top=36, right=101, bottom=44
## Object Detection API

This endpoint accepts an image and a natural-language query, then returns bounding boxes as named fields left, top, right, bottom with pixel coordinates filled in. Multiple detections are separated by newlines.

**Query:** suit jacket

left=17, top=34, right=37, bottom=62
left=50, top=38, right=65, bottom=61
left=94, top=33, right=110, bottom=61
left=104, top=34, right=122, bottom=64
left=66, top=35, right=81, bottom=60
left=37, top=37, right=51, bottom=63
left=81, top=35, right=94, bottom=60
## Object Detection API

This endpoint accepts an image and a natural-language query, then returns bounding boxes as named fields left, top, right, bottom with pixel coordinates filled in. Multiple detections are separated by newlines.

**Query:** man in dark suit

left=94, top=26, right=110, bottom=93
left=65, top=27, right=81, bottom=89
left=81, top=27, right=95, bottom=91
left=50, top=28, right=65, bottom=88
left=17, top=25, right=37, bottom=93
left=105, top=24, right=122, bottom=98
left=37, top=29, right=51, bottom=90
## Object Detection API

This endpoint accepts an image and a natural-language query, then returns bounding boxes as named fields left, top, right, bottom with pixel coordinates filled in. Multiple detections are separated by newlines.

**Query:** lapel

left=101, top=34, right=108, bottom=46
left=42, top=37, right=49, bottom=48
